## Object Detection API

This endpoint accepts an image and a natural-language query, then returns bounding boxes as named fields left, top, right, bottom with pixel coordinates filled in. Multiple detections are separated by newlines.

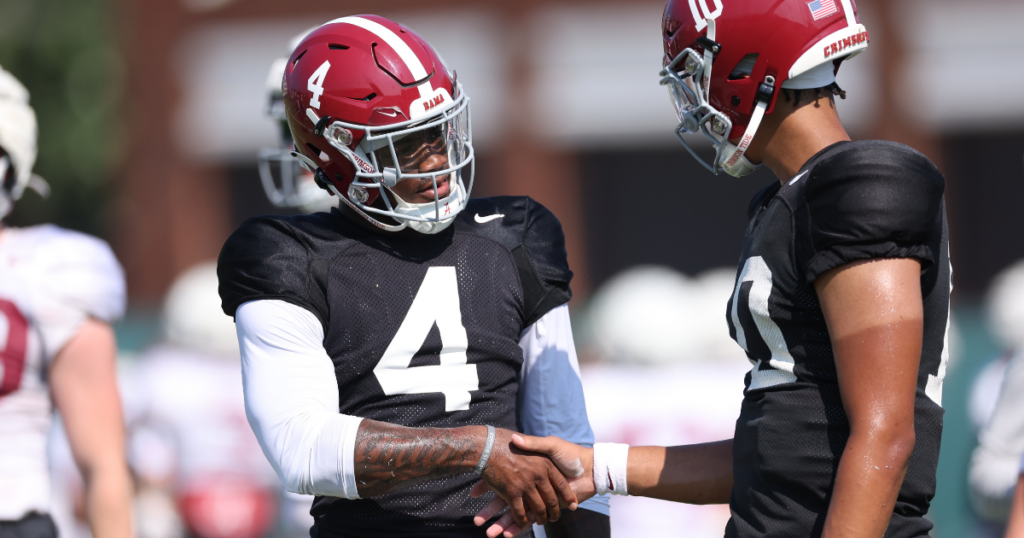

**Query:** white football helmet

left=163, top=261, right=239, bottom=357
left=257, top=29, right=338, bottom=214
left=986, top=259, right=1024, bottom=351
left=0, top=65, right=48, bottom=218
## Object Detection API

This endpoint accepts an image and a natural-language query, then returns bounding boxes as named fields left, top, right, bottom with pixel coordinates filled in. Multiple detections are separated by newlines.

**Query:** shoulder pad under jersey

left=218, top=214, right=335, bottom=326
left=456, top=196, right=573, bottom=327
left=798, top=140, right=945, bottom=283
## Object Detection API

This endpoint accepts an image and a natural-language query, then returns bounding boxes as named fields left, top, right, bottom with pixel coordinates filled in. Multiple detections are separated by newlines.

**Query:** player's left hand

left=475, top=429, right=579, bottom=529
left=472, top=434, right=595, bottom=538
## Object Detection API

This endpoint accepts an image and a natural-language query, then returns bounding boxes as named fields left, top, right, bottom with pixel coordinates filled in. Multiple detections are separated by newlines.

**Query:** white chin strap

left=701, top=19, right=716, bottom=103
left=389, top=179, right=466, bottom=234
left=716, top=76, right=774, bottom=178
left=329, top=183, right=407, bottom=233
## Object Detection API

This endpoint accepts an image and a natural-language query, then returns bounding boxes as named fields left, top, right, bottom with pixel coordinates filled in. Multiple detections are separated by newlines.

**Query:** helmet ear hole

left=728, top=53, right=759, bottom=80
left=291, top=49, right=307, bottom=70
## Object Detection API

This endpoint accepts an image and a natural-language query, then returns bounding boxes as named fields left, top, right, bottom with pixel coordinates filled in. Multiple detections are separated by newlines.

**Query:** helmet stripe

left=838, top=0, right=857, bottom=27
left=327, top=16, right=434, bottom=99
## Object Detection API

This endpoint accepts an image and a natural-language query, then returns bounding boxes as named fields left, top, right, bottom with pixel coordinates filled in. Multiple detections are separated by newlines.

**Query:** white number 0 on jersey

left=373, top=266, right=479, bottom=412
left=730, top=256, right=798, bottom=391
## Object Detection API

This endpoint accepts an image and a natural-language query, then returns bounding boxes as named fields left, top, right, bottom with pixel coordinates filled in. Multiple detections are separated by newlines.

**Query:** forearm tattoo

left=353, top=420, right=481, bottom=497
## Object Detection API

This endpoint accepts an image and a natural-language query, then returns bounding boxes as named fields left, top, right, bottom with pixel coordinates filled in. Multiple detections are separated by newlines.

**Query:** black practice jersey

left=218, top=197, right=572, bottom=538
left=724, top=141, right=950, bottom=538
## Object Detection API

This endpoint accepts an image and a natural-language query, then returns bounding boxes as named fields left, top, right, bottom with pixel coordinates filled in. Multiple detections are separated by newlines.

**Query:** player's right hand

left=475, top=428, right=579, bottom=528
left=473, top=434, right=596, bottom=538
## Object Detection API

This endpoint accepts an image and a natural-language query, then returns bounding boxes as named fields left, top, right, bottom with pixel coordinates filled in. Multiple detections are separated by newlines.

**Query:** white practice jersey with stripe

left=0, top=224, right=125, bottom=519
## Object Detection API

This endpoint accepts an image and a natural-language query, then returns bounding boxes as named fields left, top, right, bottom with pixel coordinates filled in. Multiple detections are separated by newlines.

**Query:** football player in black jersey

left=217, top=15, right=610, bottom=538
left=479, top=1, right=951, bottom=538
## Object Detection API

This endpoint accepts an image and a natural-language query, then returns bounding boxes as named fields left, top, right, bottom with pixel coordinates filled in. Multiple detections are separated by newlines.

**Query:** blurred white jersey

left=121, top=346, right=285, bottom=538
left=0, top=224, right=125, bottom=520
left=122, top=346, right=279, bottom=490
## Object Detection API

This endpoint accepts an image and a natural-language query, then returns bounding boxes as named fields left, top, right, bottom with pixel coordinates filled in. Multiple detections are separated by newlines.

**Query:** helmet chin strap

left=701, top=18, right=716, bottom=103
left=695, top=17, right=761, bottom=178
left=716, top=76, right=775, bottom=177
left=328, top=176, right=464, bottom=235
left=716, top=102, right=765, bottom=177
left=328, top=183, right=408, bottom=232
left=388, top=178, right=464, bottom=234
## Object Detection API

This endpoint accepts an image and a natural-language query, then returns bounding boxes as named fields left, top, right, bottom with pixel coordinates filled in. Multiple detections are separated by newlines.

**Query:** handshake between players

left=224, top=1, right=951, bottom=537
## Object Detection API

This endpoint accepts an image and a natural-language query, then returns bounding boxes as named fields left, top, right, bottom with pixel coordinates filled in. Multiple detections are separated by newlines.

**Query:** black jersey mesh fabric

left=311, top=230, right=528, bottom=534
left=725, top=141, right=949, bottom=538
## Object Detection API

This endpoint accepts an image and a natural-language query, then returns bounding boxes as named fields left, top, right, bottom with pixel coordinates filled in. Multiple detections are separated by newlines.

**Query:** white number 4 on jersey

left=373, top=266, right=479, bottom=412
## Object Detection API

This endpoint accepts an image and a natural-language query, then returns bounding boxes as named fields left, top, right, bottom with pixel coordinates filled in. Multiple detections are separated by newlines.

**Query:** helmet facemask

left=0, top=147, right=48, bottom=220
left=659, top=19, right=774, bottom=178
left=0, top=152, right=13, bottom=218
left=258, top=147, right=338, bottom=213
left=305, top=84, right=474, bottom=234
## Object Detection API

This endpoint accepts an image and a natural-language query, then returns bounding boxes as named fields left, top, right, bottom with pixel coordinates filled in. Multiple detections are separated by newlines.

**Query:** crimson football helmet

left=282, top=15, right=473, bottom=233
left=660, top=0, right=869, bottom=176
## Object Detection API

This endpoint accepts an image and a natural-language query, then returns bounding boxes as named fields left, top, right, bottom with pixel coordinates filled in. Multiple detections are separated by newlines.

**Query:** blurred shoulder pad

left=22, top=224, right=126, bottom=322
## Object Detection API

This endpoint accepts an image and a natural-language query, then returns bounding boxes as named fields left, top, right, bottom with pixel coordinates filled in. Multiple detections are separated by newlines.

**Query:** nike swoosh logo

left=788, top=171, right=808, bottom=186
left=474, top=213, right=505, bottom=223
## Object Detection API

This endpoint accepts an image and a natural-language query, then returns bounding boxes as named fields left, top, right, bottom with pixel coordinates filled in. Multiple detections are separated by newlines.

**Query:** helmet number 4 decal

left=689, top=0, right=723, bottom=31
left=307, top=60, right=331, bottom=110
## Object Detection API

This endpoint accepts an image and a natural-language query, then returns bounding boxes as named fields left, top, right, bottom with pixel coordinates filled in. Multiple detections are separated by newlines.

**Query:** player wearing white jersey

left=0, top=65, right=132, bottom=538
left=124, top=263, right=283, bottom=538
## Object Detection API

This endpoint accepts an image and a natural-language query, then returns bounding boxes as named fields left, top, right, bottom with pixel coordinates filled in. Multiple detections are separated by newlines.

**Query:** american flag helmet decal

left=807, top=0, right=839, bottom=21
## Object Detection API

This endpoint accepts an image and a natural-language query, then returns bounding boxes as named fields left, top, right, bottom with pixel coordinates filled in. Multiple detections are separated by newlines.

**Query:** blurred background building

left=2, top=0, right=1024, bottom=536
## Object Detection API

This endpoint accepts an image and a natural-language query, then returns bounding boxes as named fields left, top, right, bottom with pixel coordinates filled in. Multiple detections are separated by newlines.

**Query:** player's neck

left=336, top=202, right=429, bottom=240
left=751, top=92, right=851, bottom=182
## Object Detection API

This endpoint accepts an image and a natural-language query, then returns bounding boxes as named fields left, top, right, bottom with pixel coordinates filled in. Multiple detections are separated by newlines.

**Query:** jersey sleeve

left=236, top=300, right=363, bottom=498
left=517, top=198, right=573, bottom=327
left=800, top=143, right=945, bottom=283
left=218, top=217, right=328, bottom=326
left=33, top=225, right=126, bottom=360
left=517, top=303, right=610, bottom=517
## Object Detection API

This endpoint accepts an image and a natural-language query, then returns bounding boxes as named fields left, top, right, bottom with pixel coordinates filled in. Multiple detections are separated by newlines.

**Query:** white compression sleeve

left=236, top=300, right=363, bottom=498
left=519, top=303, right=610, bottom=516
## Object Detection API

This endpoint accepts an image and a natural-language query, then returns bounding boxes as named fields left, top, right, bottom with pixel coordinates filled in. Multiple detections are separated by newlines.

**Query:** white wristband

left=593, top=442, right=630, bottom=496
